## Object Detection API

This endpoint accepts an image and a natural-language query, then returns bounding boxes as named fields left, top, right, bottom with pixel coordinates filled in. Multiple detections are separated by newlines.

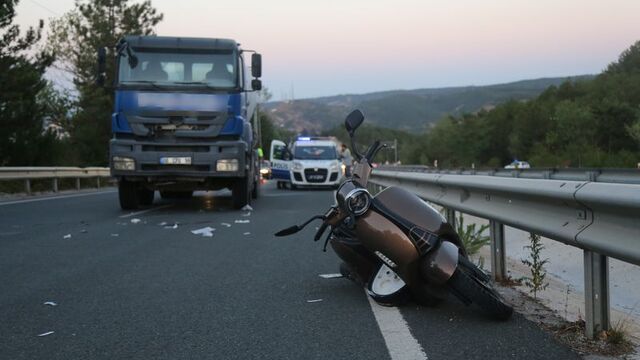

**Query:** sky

left=14, top=0, right=640, bottom=101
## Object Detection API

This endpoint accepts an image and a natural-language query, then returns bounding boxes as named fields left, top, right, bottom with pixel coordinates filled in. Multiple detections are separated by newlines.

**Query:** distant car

left=505, top=160, right=531, bottom=169
left=260, top=160, right=272, bottom=179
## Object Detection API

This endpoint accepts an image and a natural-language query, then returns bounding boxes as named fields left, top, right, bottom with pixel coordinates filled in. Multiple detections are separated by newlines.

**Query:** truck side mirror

left=251, top=53, right=262, bottom=78
left=97, top=47, right=107, bottom=87
left=251, top=79, right=262, bottom=91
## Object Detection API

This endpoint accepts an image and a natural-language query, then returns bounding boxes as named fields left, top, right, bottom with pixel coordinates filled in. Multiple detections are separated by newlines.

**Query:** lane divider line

left=0, top=190, right=116, bottom=206
left=119, top=204, right=173, bottom=218
left=366, top=291, right=428, bottom=360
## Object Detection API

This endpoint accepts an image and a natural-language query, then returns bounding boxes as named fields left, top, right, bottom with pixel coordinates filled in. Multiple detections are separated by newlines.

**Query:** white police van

left=270, top=137, right=343, bottom=189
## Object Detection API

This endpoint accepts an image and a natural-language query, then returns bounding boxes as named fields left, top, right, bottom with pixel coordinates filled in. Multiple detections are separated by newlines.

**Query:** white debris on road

left=164, top=223, right=178, bottom=229
left=234, top=220, right=250, bottom=224
left=241, top=205, right=253, bottom=211
left=158, top=222, right=167, bottom=226
left=221, top=223, right=231, bottom=227
left=243, top=232, right=251, bottom=235
left=110, top=233, right=119, bottom=237
left=130, top=218, right=141, bottom=224
left=63, top=234, right=71, bottom=239
left=191, top=227, right=216, bottom=237
left=241, top=212, right=251, bottom=217
left=306, top=299, right=323, bottom=303
left=37, top=331, right=54, bottom=337
left=43, top=301, right=57, bottom=306
left=319, top=273, right=343, bottom=279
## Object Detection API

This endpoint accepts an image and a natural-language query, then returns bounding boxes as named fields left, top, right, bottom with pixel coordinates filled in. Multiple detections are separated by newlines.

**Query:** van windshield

left=294, top=145, right=337, bottom=160
left=118, top=49, right=238, bottom=89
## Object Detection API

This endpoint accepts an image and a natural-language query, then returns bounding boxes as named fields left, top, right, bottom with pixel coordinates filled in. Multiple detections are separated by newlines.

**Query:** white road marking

left=118, top=204, right=173, bottom=218
left=366, top=292, right=428, bottom=360
left=0, top=190, right=116, bottom=206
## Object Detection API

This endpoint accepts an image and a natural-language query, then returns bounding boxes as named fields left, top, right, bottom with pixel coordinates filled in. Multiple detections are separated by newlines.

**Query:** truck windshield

left=118, top=49, right=238, bottom=89
left=294, top=146, right=337, bottom=160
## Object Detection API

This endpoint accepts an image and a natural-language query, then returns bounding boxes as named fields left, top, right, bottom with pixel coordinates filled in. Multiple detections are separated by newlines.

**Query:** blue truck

left=98, top=36, right=263, bottom=210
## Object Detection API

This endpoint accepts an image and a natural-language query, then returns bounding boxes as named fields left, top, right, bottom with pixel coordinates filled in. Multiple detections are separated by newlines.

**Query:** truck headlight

left=217, top=159, right=239, bottom=172
left=112, top=156, right=135, bottom=171
left=292, top=161, right=304, bottom=171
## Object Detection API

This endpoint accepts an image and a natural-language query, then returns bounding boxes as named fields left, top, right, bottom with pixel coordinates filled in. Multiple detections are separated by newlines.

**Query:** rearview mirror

left=345, top=110, right=364, bottom=136
left=251, top=53, right=262, bottom=78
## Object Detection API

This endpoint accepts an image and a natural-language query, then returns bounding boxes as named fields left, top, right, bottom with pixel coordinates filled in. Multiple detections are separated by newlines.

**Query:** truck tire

left=138, top=188, right=154, bottom=206
left=118, top=180, right=139, bottom=210
left=233, top=177, right=251, bottom=209
left=251, top=178, right=259, bottom=199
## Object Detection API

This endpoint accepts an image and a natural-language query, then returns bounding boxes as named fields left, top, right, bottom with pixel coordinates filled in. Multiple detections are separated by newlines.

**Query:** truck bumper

left=110, top=139, right=248, bottom=180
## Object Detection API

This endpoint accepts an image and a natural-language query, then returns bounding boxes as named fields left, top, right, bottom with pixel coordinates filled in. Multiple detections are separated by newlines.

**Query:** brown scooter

left=275, top=110, right=512, bottom=320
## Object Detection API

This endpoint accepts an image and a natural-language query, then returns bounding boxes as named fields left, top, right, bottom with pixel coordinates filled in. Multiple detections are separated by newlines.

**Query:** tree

left=0, top=0, right=55, bottom=165
left=48, top=0, right=163, bottom=165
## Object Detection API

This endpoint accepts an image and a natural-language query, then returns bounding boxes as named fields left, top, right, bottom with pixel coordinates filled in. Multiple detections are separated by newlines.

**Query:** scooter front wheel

left=366, top=264, right=410, bottom=306
left=448, top=259, right=513, bottom=320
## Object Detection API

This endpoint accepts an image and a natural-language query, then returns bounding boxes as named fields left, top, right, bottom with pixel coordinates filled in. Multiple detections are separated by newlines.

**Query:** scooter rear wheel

left=448, top=259, right=513, bottom=320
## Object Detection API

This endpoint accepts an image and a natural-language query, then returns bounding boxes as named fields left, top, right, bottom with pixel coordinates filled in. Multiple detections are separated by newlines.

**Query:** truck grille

left=304, top=168, right=328, bottom=183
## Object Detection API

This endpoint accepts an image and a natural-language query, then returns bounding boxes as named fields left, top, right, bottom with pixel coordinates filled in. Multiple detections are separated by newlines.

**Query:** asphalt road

left=0, top=181, right=579, bottom=359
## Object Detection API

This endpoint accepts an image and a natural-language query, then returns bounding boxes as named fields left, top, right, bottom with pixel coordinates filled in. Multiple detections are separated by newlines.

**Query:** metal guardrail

left=0, top=167, right=112, bottom=194
left=369, top=166, right=640, bottom=339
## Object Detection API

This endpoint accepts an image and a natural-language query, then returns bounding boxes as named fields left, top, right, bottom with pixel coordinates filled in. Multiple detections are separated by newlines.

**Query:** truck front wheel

left=118, top=179, right=140, bottom=210
left=232, top=177, right=251, bottom=209
left=138, top=188, right=154, bottom=206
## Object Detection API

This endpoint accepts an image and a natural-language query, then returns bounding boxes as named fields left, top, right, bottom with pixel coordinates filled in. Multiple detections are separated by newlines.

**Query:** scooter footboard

left=419, top=241, right=459, bottom=285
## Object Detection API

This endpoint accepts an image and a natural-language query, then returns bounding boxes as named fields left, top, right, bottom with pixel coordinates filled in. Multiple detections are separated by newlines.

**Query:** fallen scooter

left=275, top=110, right=512, bottom=320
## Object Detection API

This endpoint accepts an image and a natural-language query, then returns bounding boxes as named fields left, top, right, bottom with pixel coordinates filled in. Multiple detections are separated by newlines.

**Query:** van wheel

left=118, top=180, right=139, bottom=210
left=233, top=177, right=251, bottom=209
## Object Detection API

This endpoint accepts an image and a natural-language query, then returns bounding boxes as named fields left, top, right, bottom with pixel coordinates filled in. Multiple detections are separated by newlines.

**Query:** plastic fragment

left=158, top=222, right=168, bottom=226
left=110, top=233, right=119, bottom=237
left=191, top=227, right=216, bottom=237
left=63, top=234, right=71, bottom=239
left=234, top=220, right=250, bottom=224
left=130, top=218, right=141, bottom=224
left=221, top=223, right=231, bottom=227
left=37, top=331, right=54, bottom=337
left=243, top=232, right=251, bottom=235
left=241, top=212, right=251, bottom=217
left=319, top=273, right=343, bottom=279
left=80, top=229, right=88, bottom=233
left=241, top=205, right=253, bottom=211
left=306, top=299, right=323, bottom=303
left=43, top=301, right=57, bottom=306
left=164, top=223, right=178, bottom=229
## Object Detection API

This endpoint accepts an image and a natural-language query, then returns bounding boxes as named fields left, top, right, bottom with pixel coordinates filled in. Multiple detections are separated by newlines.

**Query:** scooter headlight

left=345, top=188, right=371, bottom=216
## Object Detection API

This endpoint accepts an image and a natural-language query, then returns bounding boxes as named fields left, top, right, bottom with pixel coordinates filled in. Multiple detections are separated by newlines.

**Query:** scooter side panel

left=355, top=211, right=420, bottom=285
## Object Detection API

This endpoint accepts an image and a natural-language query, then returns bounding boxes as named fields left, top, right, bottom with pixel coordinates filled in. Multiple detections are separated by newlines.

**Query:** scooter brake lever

left=322, top=228, right=332, bottom=252
left=314, top=221, right=330, bottom=242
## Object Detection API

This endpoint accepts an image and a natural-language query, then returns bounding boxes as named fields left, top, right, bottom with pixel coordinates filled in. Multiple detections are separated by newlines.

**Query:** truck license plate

left=160, top=157, right=192, bottom=165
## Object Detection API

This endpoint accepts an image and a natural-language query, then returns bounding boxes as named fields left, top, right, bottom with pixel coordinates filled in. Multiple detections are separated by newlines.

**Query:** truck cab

left=105, top=36, right=262, bottom=209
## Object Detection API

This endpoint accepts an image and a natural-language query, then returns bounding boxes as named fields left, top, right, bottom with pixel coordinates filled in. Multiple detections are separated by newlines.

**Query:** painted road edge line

left=0, top=190, right=116, bottom=206
left=366, top=291, right=428, bottom=360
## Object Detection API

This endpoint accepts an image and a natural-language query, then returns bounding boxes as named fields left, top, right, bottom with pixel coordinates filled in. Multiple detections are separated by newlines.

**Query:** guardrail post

left=584, top=250, right=610, bottom=338
left=444, top=208, right=456, bottom=228
left=76, top=178, right=81, bottom=190
left=24, top=179, right=31, bottom=195
left=489, top=220, right=506, bottom=281
left=52, top=178, right=58, bottom=193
